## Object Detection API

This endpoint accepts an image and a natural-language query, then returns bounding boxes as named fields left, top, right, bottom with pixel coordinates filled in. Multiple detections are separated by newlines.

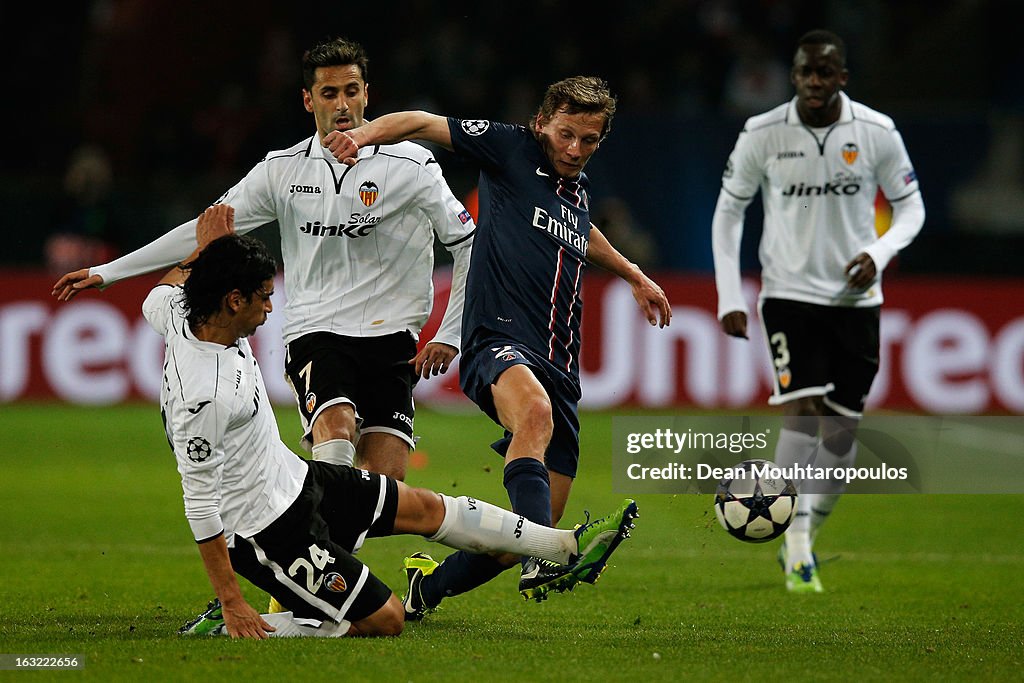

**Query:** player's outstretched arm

left=323, top=111, right=453, bottom=165
left=155, top=205, right=236, bottom=288
left=587, top=224, right=671, bottom=328
left=51, top=269, right=104, bottom=301
left=52, top=214, right=211, bottom=301
left=196, top=534, right=276, bottom=640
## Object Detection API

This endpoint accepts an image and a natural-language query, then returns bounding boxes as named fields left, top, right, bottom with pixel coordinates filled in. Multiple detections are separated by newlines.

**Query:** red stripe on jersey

left=547, top=247, right=565, bottom=361
left=563, top=258, right=584, bottom=371
left=556, top=179, right=582, bottom=208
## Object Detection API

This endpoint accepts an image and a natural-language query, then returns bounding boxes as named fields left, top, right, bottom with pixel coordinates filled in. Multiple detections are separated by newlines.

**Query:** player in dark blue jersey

left=324, top=76, right=671, bottom=610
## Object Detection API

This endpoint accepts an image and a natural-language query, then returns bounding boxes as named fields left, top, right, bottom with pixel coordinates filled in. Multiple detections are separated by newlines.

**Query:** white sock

left=259, top=611, right=351, bottom=638
left=785, top=500, right=814, bottom=571
left=776, top=428, right=819, bottom=571
left=807, top=441, right=857, bottom=542
left=312, top=439, right=355, bottom=467
left=773, top=427, right=820, bottom=486
left=428, top=494, right=576, bottom=564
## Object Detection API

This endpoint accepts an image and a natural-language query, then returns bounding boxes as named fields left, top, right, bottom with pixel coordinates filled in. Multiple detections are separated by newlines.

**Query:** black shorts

left=285, top=331, right=418, bottom=450
left=459, top=336, right=582, bottom=478
left=229, top=461, right=399, bottom=625
left=758, top=298, right=880, bottom=416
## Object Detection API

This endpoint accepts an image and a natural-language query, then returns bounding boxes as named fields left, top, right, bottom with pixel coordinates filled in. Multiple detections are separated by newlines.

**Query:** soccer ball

left=714, top=459, right=797, bottom=543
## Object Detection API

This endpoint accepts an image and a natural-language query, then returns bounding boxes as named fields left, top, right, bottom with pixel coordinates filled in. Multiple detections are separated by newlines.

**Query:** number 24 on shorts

left=288, top=544, right=336, bottom=593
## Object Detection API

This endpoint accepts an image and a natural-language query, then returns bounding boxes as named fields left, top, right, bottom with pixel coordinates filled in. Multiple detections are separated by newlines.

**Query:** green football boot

left=178, top=598, right=225, bottom=636
left=401, top=552, right=440, bottom=621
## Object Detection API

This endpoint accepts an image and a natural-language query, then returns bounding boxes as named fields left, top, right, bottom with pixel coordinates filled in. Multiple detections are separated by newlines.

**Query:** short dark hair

left=302, top=37, right=369, bottom=91
left=181, top=234, right=277, bottom=328
left=796, top=29, right=847, bottom=67
left=534, top=76, right=618, bottom=140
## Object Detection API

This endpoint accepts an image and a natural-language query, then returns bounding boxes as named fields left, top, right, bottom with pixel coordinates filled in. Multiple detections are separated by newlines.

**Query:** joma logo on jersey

left=776, top=151, right=806, bottom=159
left=358, top=181, right=379, bottom=207
left=299, top=216, right=381, bottom=238
left=781, top=181, right=861, bottom=197
left=392, top=411, right=413, bottom=429
left=289, top=184, right=322, bottom=194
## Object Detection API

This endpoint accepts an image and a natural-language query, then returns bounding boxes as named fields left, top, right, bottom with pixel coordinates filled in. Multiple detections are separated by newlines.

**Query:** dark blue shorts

left=459, top=337, right=582, bottom=478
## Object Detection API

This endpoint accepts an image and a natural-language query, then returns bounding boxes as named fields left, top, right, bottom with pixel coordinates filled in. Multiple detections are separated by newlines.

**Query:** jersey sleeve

left=90, top=157, right=279, bottom=286
left=720, top=125, right=765, bottom=201
left=172, top=393, right=230, bottom=543
left=447, top=118, right=524, bottom=174
left=90, top=222, right=197, bottom=287
left=713, top=126, right=761, bottom=318
left=860, top=127, right=925, bottom=271
left=210, top=157, right=280, bottom=233
left=874, top=128, right=920, bottom=202
left=420, top=159, right=476, bottom=246
left=415, top=160, right=475, bottom=350
left=141, top=284, right=180, bottom=337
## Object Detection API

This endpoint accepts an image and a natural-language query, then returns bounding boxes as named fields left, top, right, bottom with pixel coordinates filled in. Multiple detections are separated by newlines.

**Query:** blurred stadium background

left=1, top=0, right=1021, bottom=415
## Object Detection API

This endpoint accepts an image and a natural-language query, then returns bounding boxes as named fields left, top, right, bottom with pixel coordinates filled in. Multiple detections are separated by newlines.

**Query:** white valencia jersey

left=713, top=92, right=922, bottom=313
left=95, top=135, right=475, bottom=347
left=143, top=285, right=307, bottom=546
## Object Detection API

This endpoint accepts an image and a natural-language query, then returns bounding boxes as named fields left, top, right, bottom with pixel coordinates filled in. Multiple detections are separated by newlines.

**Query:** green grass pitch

left=0, top=403, right=1021, bottom=680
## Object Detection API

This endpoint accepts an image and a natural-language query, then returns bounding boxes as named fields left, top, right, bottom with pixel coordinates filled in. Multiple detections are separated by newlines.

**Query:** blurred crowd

left=2, top=0, right=1019, bottom=273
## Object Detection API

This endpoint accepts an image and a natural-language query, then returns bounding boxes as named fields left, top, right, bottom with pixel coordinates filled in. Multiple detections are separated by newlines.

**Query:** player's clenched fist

left=322, top=130, right=360, bottom=165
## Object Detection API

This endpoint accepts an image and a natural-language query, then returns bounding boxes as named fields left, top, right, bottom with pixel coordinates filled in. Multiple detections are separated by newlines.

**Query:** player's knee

left=313, top=405, right=358, bottom=443
left=375, top=598, right=405, bottom=636
left=394, top=484, right=446, bottom=536
left=517, top=396, right=554, bottom=441
left=412, top=488, right=446, bottom=530
left=358, top=596, right=405, bottom=637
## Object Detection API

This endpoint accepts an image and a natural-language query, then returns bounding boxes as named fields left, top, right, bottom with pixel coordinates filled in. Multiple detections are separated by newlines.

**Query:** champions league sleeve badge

left=460, top=120, right=491, bottom=136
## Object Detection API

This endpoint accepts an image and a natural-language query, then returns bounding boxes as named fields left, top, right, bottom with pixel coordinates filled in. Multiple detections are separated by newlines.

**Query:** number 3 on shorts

left=769, top=332, right=791, bottom=369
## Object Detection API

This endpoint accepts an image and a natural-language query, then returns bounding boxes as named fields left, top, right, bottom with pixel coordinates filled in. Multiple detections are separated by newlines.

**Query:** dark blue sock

left=503, top=458, right=552, bottom=526
left=420, top=552, right=509, bottom=607
left=503, top=458, right=551, bottom=569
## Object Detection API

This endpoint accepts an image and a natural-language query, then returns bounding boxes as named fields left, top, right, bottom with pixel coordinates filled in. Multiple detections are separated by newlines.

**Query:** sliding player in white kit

left=711, top=30, right=925, bottom=592
left=155, top=205, right=635, bottom=639
left=52, top=37, right=473, bottom=482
